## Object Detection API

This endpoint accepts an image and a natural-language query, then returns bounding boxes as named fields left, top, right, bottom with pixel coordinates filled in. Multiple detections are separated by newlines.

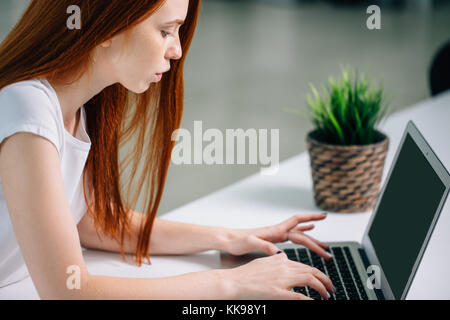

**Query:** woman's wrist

left=213, top=226, right=234, bottom=252
left=214, top=268, right=240, bottom=299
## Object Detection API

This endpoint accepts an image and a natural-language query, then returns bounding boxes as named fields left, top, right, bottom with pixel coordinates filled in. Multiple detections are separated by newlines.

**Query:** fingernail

left=327, top=292, right=331, bottom=299
left=276, top=251, right=282, bottom=254
left=326, top=252, right=333, bottom=259
left=333, top=285, right=336, bottom=293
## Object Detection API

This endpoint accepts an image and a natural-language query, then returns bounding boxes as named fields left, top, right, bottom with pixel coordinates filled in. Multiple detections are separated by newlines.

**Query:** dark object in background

left=429, top=40, right=450, bottom=96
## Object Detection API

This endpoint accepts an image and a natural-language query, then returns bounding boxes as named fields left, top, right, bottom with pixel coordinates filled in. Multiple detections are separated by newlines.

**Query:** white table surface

left=1, top=91, right=449, bottom=300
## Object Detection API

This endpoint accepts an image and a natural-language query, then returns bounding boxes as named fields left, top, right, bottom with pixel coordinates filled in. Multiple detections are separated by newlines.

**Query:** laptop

left=220, top=120, right=450, bottom=300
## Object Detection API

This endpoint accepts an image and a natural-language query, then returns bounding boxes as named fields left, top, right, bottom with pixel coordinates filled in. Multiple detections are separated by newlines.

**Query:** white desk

left=1, top=91, right=449, bottom=300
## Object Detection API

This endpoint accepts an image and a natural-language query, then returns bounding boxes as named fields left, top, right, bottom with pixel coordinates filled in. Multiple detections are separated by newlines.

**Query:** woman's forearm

left=77, top=208, right=142, bottom=254
left=149, top=217, right=231, bottom=255
left=59, top=269, right=234, bottom=300
left=78, top=208, right=232, bottom=255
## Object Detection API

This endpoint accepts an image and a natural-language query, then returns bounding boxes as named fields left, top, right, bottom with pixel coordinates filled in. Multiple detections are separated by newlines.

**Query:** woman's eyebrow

left=164, top=19, right=185, bottom=26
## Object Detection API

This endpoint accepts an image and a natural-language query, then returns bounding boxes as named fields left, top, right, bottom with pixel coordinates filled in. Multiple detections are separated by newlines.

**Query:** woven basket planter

left=306, top=130, right=389, bottom=213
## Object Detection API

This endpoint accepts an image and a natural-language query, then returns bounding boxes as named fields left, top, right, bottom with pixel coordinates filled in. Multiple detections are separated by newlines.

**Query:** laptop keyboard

left=283, top=246, right=369, bottom=300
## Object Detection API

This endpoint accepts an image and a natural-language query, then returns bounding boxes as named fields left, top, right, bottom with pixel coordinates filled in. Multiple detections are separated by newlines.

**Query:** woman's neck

left=46, top=59, right=117, bottom=136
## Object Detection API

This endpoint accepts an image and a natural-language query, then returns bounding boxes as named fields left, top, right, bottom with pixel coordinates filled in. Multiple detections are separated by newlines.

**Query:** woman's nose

left=166, top=38, right=182, bottom=61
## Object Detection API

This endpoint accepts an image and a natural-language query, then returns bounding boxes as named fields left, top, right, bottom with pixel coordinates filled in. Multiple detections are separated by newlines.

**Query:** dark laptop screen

left=368, top=133, right=447, bottom=299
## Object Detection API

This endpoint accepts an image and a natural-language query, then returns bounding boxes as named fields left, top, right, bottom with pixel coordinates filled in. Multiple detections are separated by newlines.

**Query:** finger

left=302, top=233, right=330, bottom=249
left=280, top=213, right=327, bottom=231
left=290, top=261, right=335, bottom=294
left=291, top=224, right=315, bottom=232
left=290, top=231, right=330, bottom=249
left=288, top=233, right=333, bottom=260
left=296, top=274, right=330, bottom=300
left=308, top=267, right=335, bottom=294
left=285, top=290, right=314, bottom=300
left=247, top=235, right=280, bottom=256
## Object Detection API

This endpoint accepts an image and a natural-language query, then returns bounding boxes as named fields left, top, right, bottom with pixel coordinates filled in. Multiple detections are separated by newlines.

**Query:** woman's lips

left=154, top=73, right=162, bottom=81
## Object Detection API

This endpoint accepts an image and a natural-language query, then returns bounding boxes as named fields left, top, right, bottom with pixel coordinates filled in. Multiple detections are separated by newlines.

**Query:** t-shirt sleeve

left=0, top=83, right=62, bottom=156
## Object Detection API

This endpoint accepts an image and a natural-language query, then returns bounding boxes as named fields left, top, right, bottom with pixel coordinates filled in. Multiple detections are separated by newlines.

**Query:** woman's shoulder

left=0, top=78, right=59, bottom=117
left=0, top=78, right=63, bottom=155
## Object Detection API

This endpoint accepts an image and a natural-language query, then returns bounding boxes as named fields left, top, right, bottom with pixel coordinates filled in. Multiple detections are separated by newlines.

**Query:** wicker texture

left=306, top=130, right=389, bottom=213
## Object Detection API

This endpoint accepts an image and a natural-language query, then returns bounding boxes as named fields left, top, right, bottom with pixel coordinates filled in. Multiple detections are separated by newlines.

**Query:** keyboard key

left=331, top=247, right=344, bottom=256
left=284, top=248, right=295, bottom=255
left=308, top=288, right=322, bottom=300
left=335, top=292, right=348, bottom=300
left=296, top=248, right=312, bottom=265
left=294, top=286, right=307, bottom=296
left=284, top=249, right=298, bottom=261
left=310, top=252, right=326, bottom=273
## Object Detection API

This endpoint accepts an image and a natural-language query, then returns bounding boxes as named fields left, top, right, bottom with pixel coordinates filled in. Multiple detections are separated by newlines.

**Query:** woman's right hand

left=221, top=251, right=335, bottom=300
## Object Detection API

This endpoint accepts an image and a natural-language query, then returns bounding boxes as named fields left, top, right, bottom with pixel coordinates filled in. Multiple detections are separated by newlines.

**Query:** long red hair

left=0, top=0, right=201, bottom=265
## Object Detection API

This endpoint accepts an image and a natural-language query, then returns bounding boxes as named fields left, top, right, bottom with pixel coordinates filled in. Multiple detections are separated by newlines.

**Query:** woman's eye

left=161, top=30, right=171, bottom=38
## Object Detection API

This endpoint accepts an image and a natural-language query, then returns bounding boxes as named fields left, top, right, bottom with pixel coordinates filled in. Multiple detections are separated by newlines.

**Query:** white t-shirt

left=0, top=78, right=91, bottom=287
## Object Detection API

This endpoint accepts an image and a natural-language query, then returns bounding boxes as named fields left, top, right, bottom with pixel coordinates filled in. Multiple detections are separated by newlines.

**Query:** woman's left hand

left=223, top=213, right=332, bottom=260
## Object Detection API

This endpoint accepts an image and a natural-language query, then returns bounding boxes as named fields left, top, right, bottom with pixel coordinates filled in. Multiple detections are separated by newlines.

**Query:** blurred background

left=1, top=0, right=449, bottom=216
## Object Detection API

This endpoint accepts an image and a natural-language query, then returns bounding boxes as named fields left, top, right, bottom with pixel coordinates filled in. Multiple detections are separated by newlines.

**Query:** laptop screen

left=368, top=132, right=447, bottom=299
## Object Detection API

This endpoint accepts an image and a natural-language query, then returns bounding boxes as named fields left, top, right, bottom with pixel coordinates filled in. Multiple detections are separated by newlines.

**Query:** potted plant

left=290, top=67, right=390, bottom=213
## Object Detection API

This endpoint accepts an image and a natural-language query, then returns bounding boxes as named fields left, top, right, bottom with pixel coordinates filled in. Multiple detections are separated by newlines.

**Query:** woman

left=0, top=0, right=334, bottom=299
